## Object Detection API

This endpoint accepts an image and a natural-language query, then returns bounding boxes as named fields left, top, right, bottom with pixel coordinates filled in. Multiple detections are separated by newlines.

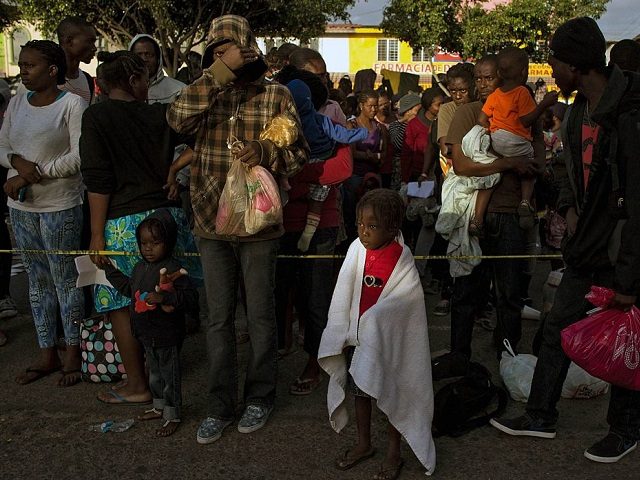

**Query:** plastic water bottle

left=89, top=419, right=134, bottom=433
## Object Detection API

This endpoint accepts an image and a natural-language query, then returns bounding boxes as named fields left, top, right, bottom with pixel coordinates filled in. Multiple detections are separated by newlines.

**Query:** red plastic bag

left=561, top=286, right=640, bottom=391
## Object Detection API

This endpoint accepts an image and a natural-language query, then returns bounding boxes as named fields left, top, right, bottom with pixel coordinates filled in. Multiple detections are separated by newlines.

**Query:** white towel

left=435, top=125, right=501, bottom=277
left=318, top=234, right=436, bottom=475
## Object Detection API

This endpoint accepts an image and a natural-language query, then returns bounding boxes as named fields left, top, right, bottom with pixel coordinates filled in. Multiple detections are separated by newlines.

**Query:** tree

left=380, top=0, right=472, bottom=58
left=0, top=1, right=19, bottom=31
left=381, top=0, right=611, bottom=64
left=461, top=0, right=611, bottom=60
left=17, top=0, right=355, bottom=76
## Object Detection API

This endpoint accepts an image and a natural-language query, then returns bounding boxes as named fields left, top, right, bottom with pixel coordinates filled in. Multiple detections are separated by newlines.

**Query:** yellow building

left=320, top=24, right=555, bottom=89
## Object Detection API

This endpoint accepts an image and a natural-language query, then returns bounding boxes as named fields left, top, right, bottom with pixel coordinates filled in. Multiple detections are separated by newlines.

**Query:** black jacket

left=104, top=209, right=197, bottom=347
left=558, top=66, right=640, bottom=295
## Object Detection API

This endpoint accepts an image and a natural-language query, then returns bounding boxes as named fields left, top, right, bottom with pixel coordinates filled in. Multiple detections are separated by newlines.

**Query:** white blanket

left=435, top=125, right=501, bottom=277
left=318, top=235, right=436, bottom=475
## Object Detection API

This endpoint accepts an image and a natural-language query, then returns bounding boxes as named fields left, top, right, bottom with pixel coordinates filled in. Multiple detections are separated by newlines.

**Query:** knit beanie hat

left=549, top=17, right=606, bottom=70
left=398, top=92, right=421, bottom=115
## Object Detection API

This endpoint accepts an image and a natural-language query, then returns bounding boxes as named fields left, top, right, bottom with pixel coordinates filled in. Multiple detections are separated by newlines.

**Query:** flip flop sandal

left=157, top=419, right=181, bottom=437
left=372, top=459, right=405, bottom=480
left=15, top=365, right=61, bottom=385
left=138, top=408, right=163, bottom=421
left=289, top=376, right=322, bottom=396
left=335, top=447, right=376, bottom=471
left=97, top=390, right=152, bottom=406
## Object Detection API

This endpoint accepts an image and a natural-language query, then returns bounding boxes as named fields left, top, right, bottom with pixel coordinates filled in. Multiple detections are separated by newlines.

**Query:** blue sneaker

left=584, top=432, right=637, bottom=463
left=237, top=404, right=273, bottom=434
left=196, top=417, right=232, bottom=444
left=490, top=414, right=556, bottom=439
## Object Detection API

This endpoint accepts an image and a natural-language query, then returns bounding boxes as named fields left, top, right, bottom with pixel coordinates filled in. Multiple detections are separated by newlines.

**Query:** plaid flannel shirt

left=167, top=59, right=308, bottom=239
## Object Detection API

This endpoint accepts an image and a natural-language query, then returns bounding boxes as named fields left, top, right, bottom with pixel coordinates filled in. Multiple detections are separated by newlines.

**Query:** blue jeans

left=275, top=228, right=338, bottom=357
left=10, top=206, right=84, bottom=348
left=198, top=237, right=279, bottom=419
left=484, top=213, right=527, bottom=354
left=146, top=344, right=182, bottom=421
left=527, top=267, right=640, bottom=438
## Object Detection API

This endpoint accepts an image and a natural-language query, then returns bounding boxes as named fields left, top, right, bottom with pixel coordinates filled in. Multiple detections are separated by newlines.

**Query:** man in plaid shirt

left=167, top=15, right=308, bottom=444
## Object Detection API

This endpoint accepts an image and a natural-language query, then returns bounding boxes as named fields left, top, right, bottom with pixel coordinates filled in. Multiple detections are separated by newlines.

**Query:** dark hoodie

left=104, top=209, right=197, bottom=347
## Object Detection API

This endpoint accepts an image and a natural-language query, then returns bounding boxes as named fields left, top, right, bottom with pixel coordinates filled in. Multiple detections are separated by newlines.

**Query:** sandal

left=468, top=218, right=485, bottom=238
left=138, top=408, right=163, bottom=421
left=335, top=447, right=376, bottom=471
left=289, top=376, right=322, bottom=396
left=517, top=200, right=535, bottom=230
left=156, top=419, right=180, bottom=437
left=372, top=459, right=405, bottom=480
left=15, top=365, right=61, bottom=385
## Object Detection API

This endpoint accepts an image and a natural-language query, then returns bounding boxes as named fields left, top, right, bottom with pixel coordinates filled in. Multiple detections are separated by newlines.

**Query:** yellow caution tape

left=0, top=248, right=562, bottom=261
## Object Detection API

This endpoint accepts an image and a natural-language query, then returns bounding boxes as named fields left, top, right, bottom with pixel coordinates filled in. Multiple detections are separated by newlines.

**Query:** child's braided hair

left=22, top=40, right=67, bottom=84
left=357, top=189, right=405, bottom=234
left=96, top=50, right=147, bottom=95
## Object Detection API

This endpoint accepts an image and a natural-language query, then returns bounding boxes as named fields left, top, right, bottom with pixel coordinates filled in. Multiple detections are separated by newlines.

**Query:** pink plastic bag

left=215, top=161, right=282, bottom=236
left=561, top=286, right=640, bottom=391
left=244, top=166, right=282, bottom=235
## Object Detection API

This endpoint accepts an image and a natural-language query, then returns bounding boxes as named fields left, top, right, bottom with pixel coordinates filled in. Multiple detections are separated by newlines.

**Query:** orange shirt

left=482, top=85, right=536, bottom=141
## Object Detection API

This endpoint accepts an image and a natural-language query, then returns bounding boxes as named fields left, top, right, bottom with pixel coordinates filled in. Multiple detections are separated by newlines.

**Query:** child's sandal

left=517, top=200, right=536, bottom=230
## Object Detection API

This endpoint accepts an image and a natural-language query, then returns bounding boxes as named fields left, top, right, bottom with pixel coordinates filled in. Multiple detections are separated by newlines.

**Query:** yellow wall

left=344, top=27, right=554, bottom=86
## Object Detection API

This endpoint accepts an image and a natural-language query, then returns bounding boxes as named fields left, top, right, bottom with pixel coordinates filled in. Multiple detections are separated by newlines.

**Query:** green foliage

left=381, top=0, right=611, bottom=61
left=380, top=0, right=468, bottom=56
left=16, top=0, right=354, bottom=75
left=462, top=0, right=611, bottom=60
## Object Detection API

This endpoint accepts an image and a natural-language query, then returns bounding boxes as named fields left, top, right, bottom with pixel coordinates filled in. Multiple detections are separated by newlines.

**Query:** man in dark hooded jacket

left=491, top=17, right=640, bottom=464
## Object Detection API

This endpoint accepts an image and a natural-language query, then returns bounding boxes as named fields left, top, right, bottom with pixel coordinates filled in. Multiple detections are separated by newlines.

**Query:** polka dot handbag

left=79, top=314, right=127, bottom=383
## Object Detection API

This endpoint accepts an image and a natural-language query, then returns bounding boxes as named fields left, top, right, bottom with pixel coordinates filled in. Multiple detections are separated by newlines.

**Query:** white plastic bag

left=562, top=362, right=609, bottom=399
left=500, top=340, right=537, bottom=402
left=500, top=339, right=609, bottom=402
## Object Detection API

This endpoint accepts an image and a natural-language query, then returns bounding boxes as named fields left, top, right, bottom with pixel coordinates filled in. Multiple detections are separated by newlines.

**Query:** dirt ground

left=0, top=259, right=637, bottom=480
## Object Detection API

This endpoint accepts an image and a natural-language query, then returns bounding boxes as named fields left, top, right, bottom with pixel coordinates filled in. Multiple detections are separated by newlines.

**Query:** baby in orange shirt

left=472, top=47, right=558, bottom=235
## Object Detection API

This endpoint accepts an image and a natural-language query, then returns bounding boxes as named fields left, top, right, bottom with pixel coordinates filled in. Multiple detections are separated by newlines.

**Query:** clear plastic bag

left=244, top=166, right=282, bottom=235
left=215, top=160, right=251, bottom=236
left=215, top=161, right=282, bottom=236
left=561, top=286, right=640, bottom=391
left=500, top=339, right=537, bottom=402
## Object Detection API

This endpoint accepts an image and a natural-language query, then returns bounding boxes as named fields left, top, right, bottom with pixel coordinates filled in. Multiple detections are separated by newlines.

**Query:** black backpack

left=433, top=361, right=508, bottom=437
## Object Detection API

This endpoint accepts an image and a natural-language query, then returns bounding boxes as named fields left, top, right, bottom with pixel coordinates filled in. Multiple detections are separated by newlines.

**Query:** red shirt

left=283, top=144, right=353, bottom=232
left=359, top=241, right=403, bottom=317
left=401, top=115, right=432, bottom=182
left=581, top=121, right=600, bottom=192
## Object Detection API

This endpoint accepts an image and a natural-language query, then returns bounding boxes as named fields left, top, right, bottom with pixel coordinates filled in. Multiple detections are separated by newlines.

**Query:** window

left=377, top=39, right=399, bottom=62
left=412, top=47, right=429, bottom=62
left=11, top=27, right=31, bottom=64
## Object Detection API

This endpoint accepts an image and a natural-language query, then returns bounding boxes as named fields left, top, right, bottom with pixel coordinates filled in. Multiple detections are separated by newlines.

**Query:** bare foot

left=156, top=419, right=180, bottom=437
left=138, top=408, right=163, bottom=421
left=57, top=369, right=82, bottom=387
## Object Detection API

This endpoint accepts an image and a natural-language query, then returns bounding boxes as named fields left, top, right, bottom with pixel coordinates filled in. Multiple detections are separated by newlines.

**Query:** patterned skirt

left=94, top=207, right=202, bottom=313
